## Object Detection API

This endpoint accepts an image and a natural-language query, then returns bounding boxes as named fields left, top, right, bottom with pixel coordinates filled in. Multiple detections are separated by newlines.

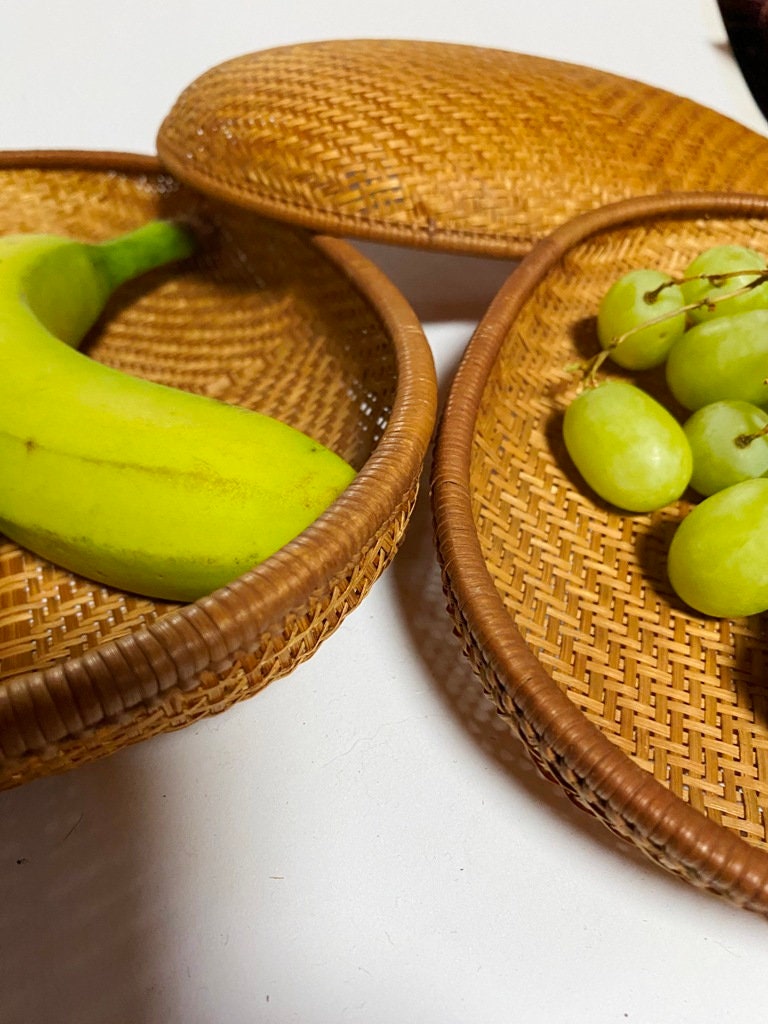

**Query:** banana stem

left=90, top=220, right=197, bottom=290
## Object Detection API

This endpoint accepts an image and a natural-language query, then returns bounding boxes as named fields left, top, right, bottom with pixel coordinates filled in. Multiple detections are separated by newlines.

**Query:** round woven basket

left=432, top=191, right=768, bottom=915
left=0, top=150, right=437, bottom=790
left=156, top=39, right=768, bottom=259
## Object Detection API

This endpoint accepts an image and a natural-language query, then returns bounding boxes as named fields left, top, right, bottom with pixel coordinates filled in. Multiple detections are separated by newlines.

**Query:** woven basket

left=157, top=39, right=768, bottom=258
left=0, top=150, right=437, bottom=790
left=432, top=191, right=768, bottom=915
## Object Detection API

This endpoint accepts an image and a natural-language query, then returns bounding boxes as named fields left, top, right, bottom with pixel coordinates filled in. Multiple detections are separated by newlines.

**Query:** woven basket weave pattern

left=433, top=193, right=768, bottom=913
left=157, top=39, right=768, bottom=258
left=0, top=155, right=436, bottom=788
left=1, top=491, right=416, bottom=790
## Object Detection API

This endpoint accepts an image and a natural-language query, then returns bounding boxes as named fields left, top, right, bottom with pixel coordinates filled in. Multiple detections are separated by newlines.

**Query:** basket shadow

left=353, top=240, right=516, bottom=322
left=0, top=757, right=169, bottom=1024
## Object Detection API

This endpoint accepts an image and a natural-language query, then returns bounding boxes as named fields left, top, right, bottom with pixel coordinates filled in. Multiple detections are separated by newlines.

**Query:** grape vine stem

left=576, top=268, right=768, bottom=390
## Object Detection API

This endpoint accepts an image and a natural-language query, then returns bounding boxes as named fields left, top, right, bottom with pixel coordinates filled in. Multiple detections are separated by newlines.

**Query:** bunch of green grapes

left=563, top=244, right=768, bottom=618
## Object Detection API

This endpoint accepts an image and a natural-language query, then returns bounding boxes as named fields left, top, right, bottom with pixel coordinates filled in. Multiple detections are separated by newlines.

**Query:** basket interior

left=0, top=161, right=399, bottom=684
left=469, top=206, right=768, bottom=851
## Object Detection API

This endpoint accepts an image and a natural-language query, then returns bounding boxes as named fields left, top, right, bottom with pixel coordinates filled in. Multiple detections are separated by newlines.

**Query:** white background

left=1, top=1, right=767, bottom=1021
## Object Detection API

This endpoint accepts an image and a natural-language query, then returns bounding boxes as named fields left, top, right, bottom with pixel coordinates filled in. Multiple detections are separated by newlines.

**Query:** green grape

left=563, top=380, right=692, bottom=512
left=683, top=400, right=768, bottom=496
left=667, top=478, right=768, bottom=617
left=596, top=268, right=686, bottom=369
left=665, top=309, right=768, bottom=411
left=681, top=244, right=768, bottom=323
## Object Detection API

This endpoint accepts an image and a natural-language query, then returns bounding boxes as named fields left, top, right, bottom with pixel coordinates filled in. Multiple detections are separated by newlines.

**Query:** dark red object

left=719, top=0, right=768, bottom=123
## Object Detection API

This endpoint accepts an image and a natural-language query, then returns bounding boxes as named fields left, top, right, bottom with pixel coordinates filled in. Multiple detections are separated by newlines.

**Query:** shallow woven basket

left=157, top=39, right=768, bottom=258
left=432, top=191, right=768, bottom=915
left=0, top=150, right=437, bottom=790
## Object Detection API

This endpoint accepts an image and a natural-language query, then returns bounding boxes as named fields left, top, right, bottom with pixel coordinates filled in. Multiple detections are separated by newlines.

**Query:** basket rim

left=432, top=189, right=768, bottom=913
left=0, top=148, right=437, bottom=753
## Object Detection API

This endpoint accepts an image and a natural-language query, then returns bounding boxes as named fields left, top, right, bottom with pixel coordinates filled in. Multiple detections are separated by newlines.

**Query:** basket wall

left=0, top=153, right=437, bottom=788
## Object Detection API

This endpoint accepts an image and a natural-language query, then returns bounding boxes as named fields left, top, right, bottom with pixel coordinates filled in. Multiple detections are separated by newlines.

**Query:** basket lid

left=156, top=39, right=768, bottom=260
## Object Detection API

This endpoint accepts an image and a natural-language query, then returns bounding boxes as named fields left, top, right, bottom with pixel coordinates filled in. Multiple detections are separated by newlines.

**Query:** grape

left=681, top=244, right=768, bottom=323
left=665, top=309, right=768, bottom=411
left=581, top=248, right=768, bottom=619
left=667, top=478, right=768, bottom=617
left=563, top=380, right=692, bottom=512
left=683, top=400, right=768, bottom=496
left=596, top=269, right=686, bottom=369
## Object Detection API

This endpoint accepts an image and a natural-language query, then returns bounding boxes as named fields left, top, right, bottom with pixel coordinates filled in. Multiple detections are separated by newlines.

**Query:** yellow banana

left=0, top=222, right=356, bottom=601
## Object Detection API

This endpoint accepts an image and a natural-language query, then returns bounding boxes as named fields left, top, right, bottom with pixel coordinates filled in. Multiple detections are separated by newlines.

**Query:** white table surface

left=2, top=1, right=767, bottom=1021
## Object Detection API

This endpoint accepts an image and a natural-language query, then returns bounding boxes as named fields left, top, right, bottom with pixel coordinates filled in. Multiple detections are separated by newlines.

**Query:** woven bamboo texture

left=432, top=191, right=768, bottom=915
left=0, top=151, right=437, bottom=790
left=157, top=39, right=768, bottom=259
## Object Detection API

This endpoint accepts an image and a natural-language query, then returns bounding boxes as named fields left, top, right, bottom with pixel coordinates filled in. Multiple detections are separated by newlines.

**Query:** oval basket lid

left=157, top=39, right=768, bottom=259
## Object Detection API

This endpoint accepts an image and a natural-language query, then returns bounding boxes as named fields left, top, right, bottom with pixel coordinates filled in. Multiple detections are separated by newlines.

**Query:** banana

left=0, top=222, right=356, bottom=602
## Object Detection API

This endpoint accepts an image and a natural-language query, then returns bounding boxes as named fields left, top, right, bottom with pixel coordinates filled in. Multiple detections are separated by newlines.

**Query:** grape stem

left=645, top=267, right=768, bottom=304
left=581, top=348, right=612, bottom=387
left=735, top=423, right=768, bottom=448
left=576, top=267, right=768, bottom=389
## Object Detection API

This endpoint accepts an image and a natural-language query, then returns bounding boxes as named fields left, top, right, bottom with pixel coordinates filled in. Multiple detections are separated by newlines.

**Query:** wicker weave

left=432, top=191, right=768, bottom=915
left=157, top=39, right=768, bottom=260
left=0, top=150, right=437, bottom=789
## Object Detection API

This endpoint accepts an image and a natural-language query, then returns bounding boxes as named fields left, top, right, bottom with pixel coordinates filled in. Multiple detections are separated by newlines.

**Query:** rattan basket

left=157, top=39, right=768, bottom=258
left=432, top=191, right=768, bottom=915
left=0, top=150, right=437, bottom=790
left=5, top=37, right=768, bottom=801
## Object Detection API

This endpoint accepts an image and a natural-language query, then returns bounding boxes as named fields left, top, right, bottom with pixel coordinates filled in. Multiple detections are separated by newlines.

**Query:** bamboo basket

left=157, top=39, right=768, bottom=258
left=5, top=33, right=768, bottom=825
left=0, top=150, right=437, bottom=789
left=432, top=191, right=768, bottom=915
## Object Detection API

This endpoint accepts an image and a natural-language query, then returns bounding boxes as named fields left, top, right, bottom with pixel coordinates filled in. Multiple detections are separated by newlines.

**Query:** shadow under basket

left=432, top=191, right=768, bottom=915
left=0, top=150, right=437, bottom=790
